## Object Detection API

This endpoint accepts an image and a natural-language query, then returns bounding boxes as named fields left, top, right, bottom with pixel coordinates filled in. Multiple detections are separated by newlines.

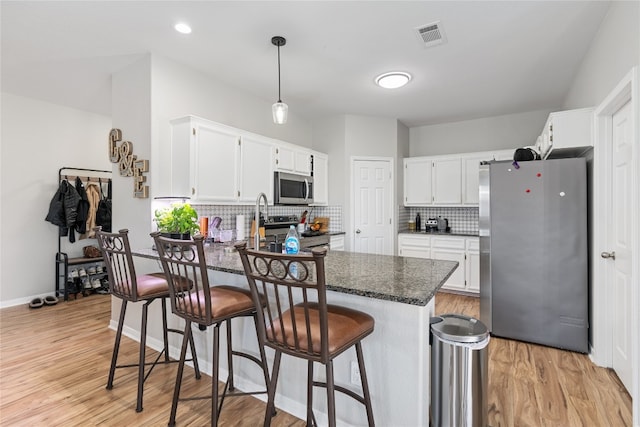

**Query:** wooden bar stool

left=235, top=242, right=375, bottom=427
left=152, top=233, right=270, bottom=427
left=95, top=228, right=200, bottom=412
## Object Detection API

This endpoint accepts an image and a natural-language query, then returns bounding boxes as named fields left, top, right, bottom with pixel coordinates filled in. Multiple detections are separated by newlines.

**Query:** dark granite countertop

left=398, top=231, right=479, bottom=237
left=133, top=245, right=458, bottom=307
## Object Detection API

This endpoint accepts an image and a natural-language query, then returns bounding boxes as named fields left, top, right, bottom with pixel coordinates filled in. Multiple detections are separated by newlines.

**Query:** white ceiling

left=1, top=1, right=611, bottom=127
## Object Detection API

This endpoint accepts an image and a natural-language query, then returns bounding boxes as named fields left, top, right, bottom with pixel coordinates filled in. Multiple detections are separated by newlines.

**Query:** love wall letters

left=109, top=128, right=149, bottom=198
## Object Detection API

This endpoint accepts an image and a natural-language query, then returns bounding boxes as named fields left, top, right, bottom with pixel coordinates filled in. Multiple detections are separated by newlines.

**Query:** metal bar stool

left=152, top=233, right=270, bottom=427
left=95, top=228, right=201, bottom=412
left=235, top=242, right=375, bottom=427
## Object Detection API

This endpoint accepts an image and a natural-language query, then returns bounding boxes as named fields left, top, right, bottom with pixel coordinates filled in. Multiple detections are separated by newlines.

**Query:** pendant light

left=271, top=36, right=288, bottom=124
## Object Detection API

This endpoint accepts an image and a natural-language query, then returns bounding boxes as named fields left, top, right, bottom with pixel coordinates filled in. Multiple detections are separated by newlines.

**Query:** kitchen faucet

left=254, top=193, right=268, bottom=250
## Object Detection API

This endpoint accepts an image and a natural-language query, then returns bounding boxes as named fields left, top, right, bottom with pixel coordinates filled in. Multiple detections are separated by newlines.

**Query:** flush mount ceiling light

left=375, top=71, right=412, bottom=89
left=174, top=23, right=192, bottom=34
left=271, top=36, right=288, bottom=125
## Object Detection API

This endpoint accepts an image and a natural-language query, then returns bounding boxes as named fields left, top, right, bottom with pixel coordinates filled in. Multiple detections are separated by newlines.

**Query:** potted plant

left=154, top=202, right=200, bottom=239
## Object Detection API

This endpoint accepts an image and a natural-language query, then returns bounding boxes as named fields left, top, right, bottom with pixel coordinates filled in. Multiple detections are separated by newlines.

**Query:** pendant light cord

left=277, top=44, right=282, bottom=103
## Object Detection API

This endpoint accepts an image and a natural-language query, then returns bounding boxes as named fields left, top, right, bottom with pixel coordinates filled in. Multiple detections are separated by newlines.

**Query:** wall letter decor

left=108, top=128, right=149, bottom=198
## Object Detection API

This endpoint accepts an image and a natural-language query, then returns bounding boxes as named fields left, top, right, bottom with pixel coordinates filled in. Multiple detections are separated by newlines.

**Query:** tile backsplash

left=193, top=204, right=343, bottom=237
left=398, top=206, right=479, bottom=235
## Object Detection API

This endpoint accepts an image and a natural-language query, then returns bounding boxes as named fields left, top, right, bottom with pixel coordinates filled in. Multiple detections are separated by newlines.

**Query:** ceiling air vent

left=415, top=21, right=446, bottom=48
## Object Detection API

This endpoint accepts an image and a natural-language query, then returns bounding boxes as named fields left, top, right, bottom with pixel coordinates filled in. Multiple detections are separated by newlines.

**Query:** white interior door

left=353, top=159, right=392, bottom=255
left=609, top=100, right=633, bottom=392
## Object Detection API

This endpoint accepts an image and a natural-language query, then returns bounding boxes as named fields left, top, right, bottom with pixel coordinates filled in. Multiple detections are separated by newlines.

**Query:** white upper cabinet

left=539, top=107, right=594, bottom=159
left=404, top=149, right=519, bottom=207
left=194, top=125, right=240, bottom=202
left=432, top=157, right=462, bottom=205
left=170, top=116, right=326, bottom=205
left=274, top=145, right=312, bottom=175
left=238, top=136, right=274, bottom=203
left=311, top=151, right=328, bottom=205
left=404, top=158, right=432, bottom=206
left=462, top=155, right=486, bottom=205
left=170, top=117, right=240, bottom=202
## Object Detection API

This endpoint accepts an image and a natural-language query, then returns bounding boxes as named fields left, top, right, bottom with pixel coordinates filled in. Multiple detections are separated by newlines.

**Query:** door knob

left=355, top=229, right=361, bottom=234
left=600, top=251, right=616, bottom=260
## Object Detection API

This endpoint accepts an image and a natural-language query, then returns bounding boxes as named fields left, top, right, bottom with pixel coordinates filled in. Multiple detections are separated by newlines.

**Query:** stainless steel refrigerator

left=479, top=158, right=588, bottom=353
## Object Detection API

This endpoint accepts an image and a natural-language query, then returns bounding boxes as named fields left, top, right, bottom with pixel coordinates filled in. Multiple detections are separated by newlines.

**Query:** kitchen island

left=132, top=244, right=457, bottom=426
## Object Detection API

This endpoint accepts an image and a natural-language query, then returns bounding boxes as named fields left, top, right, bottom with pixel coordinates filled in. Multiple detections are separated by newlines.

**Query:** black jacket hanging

left=73, top=177, right=90, bottom=236
left=95, top=179, right=112, bottom=232
left=45, top=180, right=81, bottom=240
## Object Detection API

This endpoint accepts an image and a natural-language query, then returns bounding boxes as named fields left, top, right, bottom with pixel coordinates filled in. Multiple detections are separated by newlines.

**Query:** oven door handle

left=304, top=178, right=309, bottom=201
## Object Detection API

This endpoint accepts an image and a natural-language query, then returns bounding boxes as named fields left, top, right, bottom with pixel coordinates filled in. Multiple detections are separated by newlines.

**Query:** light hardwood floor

left=0, top=292, right=631, bottom=426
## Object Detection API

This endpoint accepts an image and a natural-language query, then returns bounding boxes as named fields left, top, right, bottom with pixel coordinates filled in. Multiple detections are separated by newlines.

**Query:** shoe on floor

left=29, top=298, right=44, bottom=309
left=44, top=295, right=59, bottom=306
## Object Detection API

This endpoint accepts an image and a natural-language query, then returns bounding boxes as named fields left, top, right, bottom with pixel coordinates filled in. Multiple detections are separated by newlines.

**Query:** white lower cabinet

left=398, top=234, right=479, bottom=294
left=397, top=234, right=431, bottom=259
left=466, top=238, right=480, bottom=293
left=329, top=235, right=345, bottom=251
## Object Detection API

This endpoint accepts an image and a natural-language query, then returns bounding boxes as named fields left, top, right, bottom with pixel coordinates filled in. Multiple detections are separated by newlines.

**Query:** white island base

left=113, top=270, right=434, bottom=426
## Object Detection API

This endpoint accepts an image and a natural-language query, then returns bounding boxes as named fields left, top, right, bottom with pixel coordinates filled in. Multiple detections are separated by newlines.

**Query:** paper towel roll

left=236, top=215, right=245, bottom=240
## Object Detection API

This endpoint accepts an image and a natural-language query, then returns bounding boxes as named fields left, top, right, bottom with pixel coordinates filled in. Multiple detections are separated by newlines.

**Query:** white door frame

left=592, top=66, right=638, bottom=425
left=349, top=156, right=395, bottom=254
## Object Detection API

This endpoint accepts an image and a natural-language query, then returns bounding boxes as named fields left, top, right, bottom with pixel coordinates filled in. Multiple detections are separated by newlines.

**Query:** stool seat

left=177, top=285, right=257, bottom=320
left=132, top=273, right=171, bottom=298
left=271, top=303, right=374, bottom=355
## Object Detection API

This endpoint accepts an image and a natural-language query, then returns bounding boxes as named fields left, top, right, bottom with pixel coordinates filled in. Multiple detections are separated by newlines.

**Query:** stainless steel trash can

left=430, top=314, right=490, bottom=427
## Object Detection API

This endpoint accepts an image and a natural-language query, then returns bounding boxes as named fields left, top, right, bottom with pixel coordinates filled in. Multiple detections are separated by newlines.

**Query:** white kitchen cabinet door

left=433, top=248, right=466, bottom=291
left=275, top=145, right=312, bottom=175
left=398, top=234, right=431, bottom=258
left=191, top=123, right=239, bottom=202
left=295, top=150, right=312, bottom=175
left=275, top=145, right=295, bottom=172
left=311, top=152, right=328, bottom=205
left=540, top=107, right=594, bottom=159
left=462, top=155, right=487, bottom=205
left=466, top=250, right=480, bottom=293
left=329, top=234, right=345, bottom=251
left=238, top=136, right=274, bottom=203
left=432, top=157, right=462, bottom=205
left=466, top=237, right=480, bottom=293
left=404, top=158, right=432, bottom=206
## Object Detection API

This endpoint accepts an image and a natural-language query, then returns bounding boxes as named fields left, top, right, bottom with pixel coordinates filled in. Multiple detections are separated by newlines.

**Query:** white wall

left=312, top=115, right=346, bottom=206
left=409, top=109, right=551, bottom=156
left=0, top=93, right=111, bottom=305
left=342, top=115, right=400, bottom=251
left=152, top=54, right=313, bottom=199
left=562, top=1, right=639, bottom=109
left=111, top=55, right=153, bottom=251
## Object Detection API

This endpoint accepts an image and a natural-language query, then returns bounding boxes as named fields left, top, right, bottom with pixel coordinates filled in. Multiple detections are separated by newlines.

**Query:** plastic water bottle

left=284, top=225, right=300, bottom=254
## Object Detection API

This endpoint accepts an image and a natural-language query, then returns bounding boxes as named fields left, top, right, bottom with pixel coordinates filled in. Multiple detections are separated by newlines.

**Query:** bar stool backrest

left=152, top=233, right=213, bottom=326
left=235, top=242, right=330, bottom=364
left=96, top=228, right=140, bottom=302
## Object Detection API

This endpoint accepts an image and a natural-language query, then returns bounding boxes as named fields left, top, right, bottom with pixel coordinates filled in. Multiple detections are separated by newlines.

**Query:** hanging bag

left=95, top=179, right=112, bottom=232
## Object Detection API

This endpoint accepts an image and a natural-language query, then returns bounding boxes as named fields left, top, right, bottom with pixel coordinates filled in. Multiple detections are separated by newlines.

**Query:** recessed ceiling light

left=375, top=72, right=412, bottom=89
left=174, top=23, right=192, bottom=34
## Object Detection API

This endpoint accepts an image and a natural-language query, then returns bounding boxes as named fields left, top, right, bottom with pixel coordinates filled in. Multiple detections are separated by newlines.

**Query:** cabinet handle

left=192, top=187, right=195, bottom=195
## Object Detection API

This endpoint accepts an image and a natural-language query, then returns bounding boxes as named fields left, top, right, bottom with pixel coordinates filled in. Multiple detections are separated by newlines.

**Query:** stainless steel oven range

left=263, top=215, right=329, bottom=250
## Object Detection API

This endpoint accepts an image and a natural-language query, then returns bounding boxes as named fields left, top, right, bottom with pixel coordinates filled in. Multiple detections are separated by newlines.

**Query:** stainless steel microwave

left=274, top=172, right=314, bottom=205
